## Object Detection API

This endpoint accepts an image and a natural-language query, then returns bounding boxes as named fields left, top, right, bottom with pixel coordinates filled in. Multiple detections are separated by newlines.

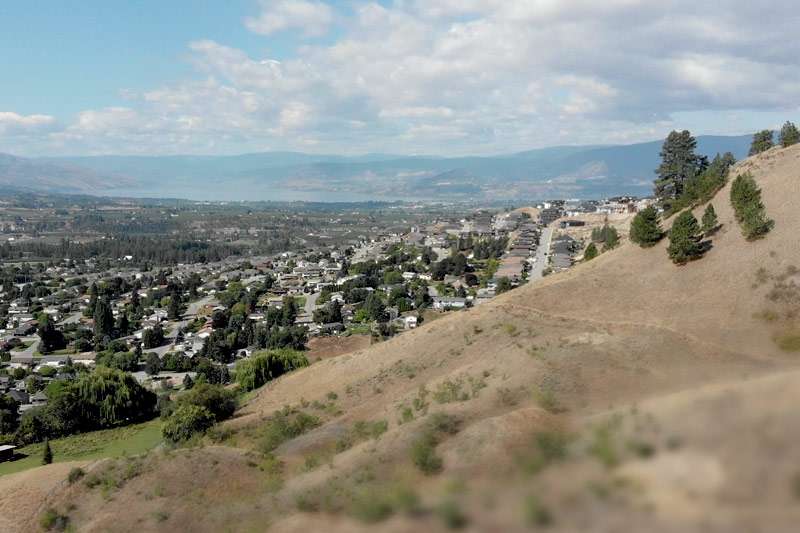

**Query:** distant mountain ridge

left=0, top=134, right=752, bottom=201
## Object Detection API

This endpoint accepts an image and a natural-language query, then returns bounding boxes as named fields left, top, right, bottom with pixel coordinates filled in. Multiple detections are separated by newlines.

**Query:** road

left=58, top=311, right=83, bottom=326
left=304, top=291, right=321, bottom=316
left=14, top=336, right=41, bottom=358
left=186, top=295, right=215, bottom=317
left=528, top=225, right=553, bottom=283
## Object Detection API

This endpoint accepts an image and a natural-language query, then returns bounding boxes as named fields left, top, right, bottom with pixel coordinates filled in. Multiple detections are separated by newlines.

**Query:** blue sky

left=1, top=1, right=799, bottom=156
left=1, top=1, right=303, bottom=115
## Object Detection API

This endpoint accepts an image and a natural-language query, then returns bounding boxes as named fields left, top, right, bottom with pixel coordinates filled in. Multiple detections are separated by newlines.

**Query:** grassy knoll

left=0, top=419, right=162, bottom=477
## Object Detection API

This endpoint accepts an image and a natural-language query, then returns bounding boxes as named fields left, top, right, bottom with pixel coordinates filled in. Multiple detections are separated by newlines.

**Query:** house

left=13, top=322, right=37, bottom=336
left=8, top=390, right=29, bottom=405
left=30, top=390, right=48, bottom=406
left=402, top=315, right=418, bottom=329
left=432, top=297, right=467, bottom=311
left=539, top=208, right=563, bottom=226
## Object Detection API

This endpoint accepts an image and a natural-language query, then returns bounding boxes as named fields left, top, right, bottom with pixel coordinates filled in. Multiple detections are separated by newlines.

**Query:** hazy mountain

left=1, top=134, right=752, bottom=201
left=0, top=153, right=131, bottom=194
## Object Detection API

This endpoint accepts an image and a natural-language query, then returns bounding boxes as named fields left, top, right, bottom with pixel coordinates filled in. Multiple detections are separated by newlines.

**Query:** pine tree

left=749, top=130, right=774, bottom=156
left=779, top=121, right=800, bottom=148
left=654, top=130, right=707, bottom=206
left=701, top=204, right=719, bottom=234
left=42, top=438, right=53, bottom=465
left=667, top=211, right=704, bottom=264
left=583, top=242, right=598, bottom=261
left=168, top=291, right=182, bottom=320
left=93, top=299, right=114, bottom=340
left=601, top=226, right=620, bottom=251
left=730, top=172, right=774, bottom=240
left=629, top=206, right=664, bottom=247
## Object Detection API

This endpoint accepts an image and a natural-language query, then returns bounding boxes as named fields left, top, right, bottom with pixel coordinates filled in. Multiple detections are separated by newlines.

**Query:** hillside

left=1, top=135, right=751, bottom=201
left=4, top=145, right=799, bottom=532
left=0, top=153, right=128, bottom=194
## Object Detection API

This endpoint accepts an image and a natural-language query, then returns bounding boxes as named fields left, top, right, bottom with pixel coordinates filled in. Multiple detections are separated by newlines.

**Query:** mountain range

left=1, top=134, right=752, bottom=201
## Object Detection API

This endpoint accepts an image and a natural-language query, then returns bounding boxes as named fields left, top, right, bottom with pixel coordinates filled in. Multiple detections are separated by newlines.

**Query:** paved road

left=528, top=225, right=553, bottom=283
left=186, top=295, right=215, bottom=317
left=58, top=311, right=83, bottom=326
left=304, top=291, right=321, bottom=316
left=14, top=336, right=41, bottom=358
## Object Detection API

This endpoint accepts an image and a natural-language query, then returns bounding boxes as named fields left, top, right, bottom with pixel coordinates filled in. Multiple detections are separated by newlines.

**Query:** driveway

left=14, top=337, right=41, bottom=358
left=58, top=311, right=83, bottom=326
left=186, top=295, right=215, bottom=317
left=304, top=291, right=321, bottom=315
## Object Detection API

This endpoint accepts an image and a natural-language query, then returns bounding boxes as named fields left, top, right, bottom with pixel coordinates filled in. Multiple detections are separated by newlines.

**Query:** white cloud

left=0, top=112, right=56, bottom=134
left=4, top=0, right=800, bottom=156
left=245, top=0, right=333, bottom=37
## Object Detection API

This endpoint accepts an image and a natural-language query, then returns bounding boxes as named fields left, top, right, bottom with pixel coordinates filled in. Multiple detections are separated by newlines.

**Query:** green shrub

left=583, top=242, right=598, bottom=261
left=39, top=508, right=69, bottom=531
left=437, top=500, right=468, bottom=529
left=162, top=404, right=216, bottom=443
left=234, top=349, right=309, bottom=392
left=524, top=495, right=553, bottom=527
left=259, top=408, right=320, bottom=453
left=410, top=414, right=460, bottom=475
left=520, top=430, right=570, bottom=475
left=177, top=382, right=237, bottom=421
left=776, top=333, right=800, bottom=352
left=411, top=432, right=442, bottom=474
left=67, top=467, right=85, bottom=484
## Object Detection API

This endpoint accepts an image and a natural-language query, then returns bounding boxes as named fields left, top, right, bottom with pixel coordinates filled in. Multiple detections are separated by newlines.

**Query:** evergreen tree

left=730, top=172, right=774, bottom=240
left=601, top=226, right=620, bottom=251
left=779, top=121, right=800, bottom=148
left=167, top=292, right=182, bottom=320
left=654, top=130, right=707, bottom=205
left=117, top=313, right=130, bottom=337
left=93, top=299, right=114, bottom=342
left=701, top=204, right=719, bottom=234
left=667, top=211, right=704, bottom=264
left=145, top=352, right=161, bottom=376
left=38, top=315, right=66, bottom=354
left=629, top=206, right=664, bottom=247
left=42, top=438, right=53, bottom=465
left=583, top=242, right=598, bottom=261
left=142, top=324, right=165, bottom=349
left=749, top=130, right=774, bottom=156
left=84, top=282, right=98, bottom=318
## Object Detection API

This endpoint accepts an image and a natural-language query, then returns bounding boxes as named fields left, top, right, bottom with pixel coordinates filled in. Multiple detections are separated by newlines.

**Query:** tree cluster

left=13, top=367, right=157, bottom=445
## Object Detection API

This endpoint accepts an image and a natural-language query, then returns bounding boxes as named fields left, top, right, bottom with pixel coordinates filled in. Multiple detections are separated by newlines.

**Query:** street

left=528, top=225, right=553, bottom=283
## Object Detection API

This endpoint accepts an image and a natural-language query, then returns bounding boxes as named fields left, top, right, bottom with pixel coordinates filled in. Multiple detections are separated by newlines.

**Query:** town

left=0, top=194, right=652, bottom=433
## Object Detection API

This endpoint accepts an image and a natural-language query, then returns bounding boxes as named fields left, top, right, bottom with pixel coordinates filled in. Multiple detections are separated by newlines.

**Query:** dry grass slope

left=5, top=144, right=800, bottom=533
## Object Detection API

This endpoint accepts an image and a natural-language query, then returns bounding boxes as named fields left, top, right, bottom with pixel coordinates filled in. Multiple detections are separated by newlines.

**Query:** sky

left=1, top=0, right=799, bottom=157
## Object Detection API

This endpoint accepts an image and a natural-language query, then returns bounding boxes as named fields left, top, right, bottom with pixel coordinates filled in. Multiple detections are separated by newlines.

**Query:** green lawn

left=0, top=419, right=163, bottom=477
left=11, top=341, right=33, bottom=352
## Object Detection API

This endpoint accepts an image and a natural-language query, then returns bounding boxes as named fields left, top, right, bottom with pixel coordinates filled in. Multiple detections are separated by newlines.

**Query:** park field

left=0, top=419, right=162, bottom=477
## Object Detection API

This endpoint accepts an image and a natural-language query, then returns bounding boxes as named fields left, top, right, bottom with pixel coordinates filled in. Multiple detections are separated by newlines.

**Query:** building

left=432, top=297, right=467, bottom=311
